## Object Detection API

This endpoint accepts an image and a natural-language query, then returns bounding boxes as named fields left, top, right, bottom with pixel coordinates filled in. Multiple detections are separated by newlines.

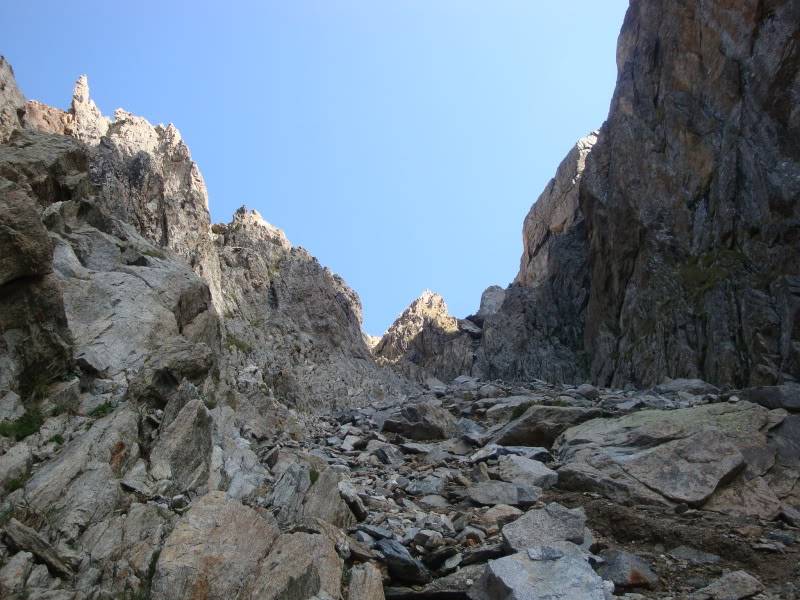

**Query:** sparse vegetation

left=89, top=402, right=115, bottom=418
left=0, top=408, right=44, bottom=441
left=48, top=433, right=65, bottom=445
left=4, top=472, right=30, bottom=493
left=510, top=402, right=532, bottom=420
left=226, top=333, right=253, bottom=354
left=309, top=468, right=320, bottom=486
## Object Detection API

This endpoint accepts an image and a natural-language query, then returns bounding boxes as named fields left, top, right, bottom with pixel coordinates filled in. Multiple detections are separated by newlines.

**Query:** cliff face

left=0, top=71, right=412, bottom=412
left=581, top=0, right=800, bottom=387
left=464, top=0, right=800, bottom=388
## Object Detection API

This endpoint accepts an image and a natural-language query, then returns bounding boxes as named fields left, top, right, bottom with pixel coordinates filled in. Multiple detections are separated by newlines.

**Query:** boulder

left=556, top=402, right=785, bottom=511
left=375, top=538, right=431, bottom=585
left=151, top=491, right=279, bottom=600
left=467, top=480, right=540, bottom=507
left=493, top=405, right=601, bottom=447
left=247, top=532, right=343, bottom=600
left=302, top=467, right=357, bottom=528
left=596, top=549, right=658, bottom=590
left=2, top=519, right=74, bottom=578
left=501, top=503, right=586, bottom=552
left=149, top=399, right=213, bottom=494
left=689, top=570, right=764, bottom=600
left=383, top=401, right=458, bottom=441
left=496, top=454, right=558, bottom=489
left=467, top=542, right=609, bottom=600
left=741, top=383, right=800, bottom=413
left=348, top=562, right=386, bottom=600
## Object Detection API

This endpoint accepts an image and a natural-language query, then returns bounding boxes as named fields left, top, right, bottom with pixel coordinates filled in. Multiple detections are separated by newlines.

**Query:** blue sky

left=2, top=1, right=628, bottom=335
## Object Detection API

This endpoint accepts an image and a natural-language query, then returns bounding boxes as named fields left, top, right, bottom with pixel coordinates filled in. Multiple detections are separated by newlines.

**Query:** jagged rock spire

left=67, top=74, right=109, bottom=144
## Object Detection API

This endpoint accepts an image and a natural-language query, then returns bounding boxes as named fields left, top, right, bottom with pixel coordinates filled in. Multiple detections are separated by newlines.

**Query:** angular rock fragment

left=501, top=503, right=586, bottom=552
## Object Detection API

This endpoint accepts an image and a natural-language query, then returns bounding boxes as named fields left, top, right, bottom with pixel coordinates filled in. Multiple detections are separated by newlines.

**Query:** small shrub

left=48, top=434, right=65, bottom=445
left=309, top=468, right=320, bottom=486
left=0, top=408, right=44, bottom=441
left=89, top=402, right=114, bottom=418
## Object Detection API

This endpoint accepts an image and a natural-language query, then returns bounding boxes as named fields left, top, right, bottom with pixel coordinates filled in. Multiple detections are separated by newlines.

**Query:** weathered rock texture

left=374, top=290, right=478, bottom=383
left=388, top=0, right=800, bottom=389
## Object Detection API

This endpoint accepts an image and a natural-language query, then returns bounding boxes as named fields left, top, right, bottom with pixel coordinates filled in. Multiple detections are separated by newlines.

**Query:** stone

left=689, top=570, right=764, bottom=600
left=741, top=383, right=800, bottom=413
left=669, top=546, right=721, bottom=565
left=149, top=399, right=213, bottom=493
left=467, top=480, right=540, bottom=507
left=0, top=391, right=25, bottom=422
left=339, top=480, right=368, bottom=521
left=0, top=442, right=32, bottom=492
left=248, top=531, right=343, bottom=600
left=576, top=383, right=599, bottom=400
left=375, top=538, right=431, bottom=585
left=303, top=467, right=357, bottom=528
left=493, top=405, right=602, bottom=447
left=596, top=549, right=658, bottom=590
left=467, top=542, right=608, bottom=600
left=0, top=550, right=33, bottom=595
left=405, top=474, right=445, bottom=496
left=502, top=503, right=586, bottom=552
left=555, top=402, right=781, bottom=510
left=383, top=400, right=458, bottom=441
left=349, top=562, right=385, bottom=600
left=151, top=491, right=279, bottom=600
left=496, top=454, right=558, bottom=489
left=2, top=519, right=74, bottom=578
left=385, top=564, right=485, bottom=599
left=474, top=504, right=523, bottom=534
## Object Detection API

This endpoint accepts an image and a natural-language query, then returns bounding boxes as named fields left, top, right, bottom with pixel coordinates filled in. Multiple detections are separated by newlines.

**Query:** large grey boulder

left=496, top=454, right=558, bottom=489
left=302, top=466, right=357, bottom=528
left=555, top=402, right=787, bottom=513
left=151, top=491, right=279, bottom=600
left=492, top=404, right=601, bottom=447
left=348, top=562, right=385, bottom=600
left=383, top=400, right=458, bottom=441
left=501, top=503, right=587, bottom=552
left=247, top=531, right=343, bottom=600
left=468, top=542, right=609, bottom=600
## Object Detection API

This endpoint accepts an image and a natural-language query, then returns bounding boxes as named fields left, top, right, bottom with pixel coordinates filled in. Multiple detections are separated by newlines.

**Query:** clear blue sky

left=2, top=1, right=628, bottom=335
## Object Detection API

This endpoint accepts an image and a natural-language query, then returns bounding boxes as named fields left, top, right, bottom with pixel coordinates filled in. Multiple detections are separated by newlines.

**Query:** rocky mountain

left=0, top=0, right=799, bottom=599
left=373, top=291, right=478, bottom=384
left=385, top=0, right=800, bottom=390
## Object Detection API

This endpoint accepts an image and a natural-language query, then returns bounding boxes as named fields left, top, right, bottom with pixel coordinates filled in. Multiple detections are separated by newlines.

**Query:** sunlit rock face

left=0, top=57, right=25, bottom=143
left=374, top=291, right=477, bottom=383
left=4, top=67, right=414, bottom=412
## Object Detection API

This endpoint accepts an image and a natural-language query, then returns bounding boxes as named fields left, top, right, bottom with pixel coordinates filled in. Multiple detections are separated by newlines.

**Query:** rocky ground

left=1, top=373, right=798, bottom=599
